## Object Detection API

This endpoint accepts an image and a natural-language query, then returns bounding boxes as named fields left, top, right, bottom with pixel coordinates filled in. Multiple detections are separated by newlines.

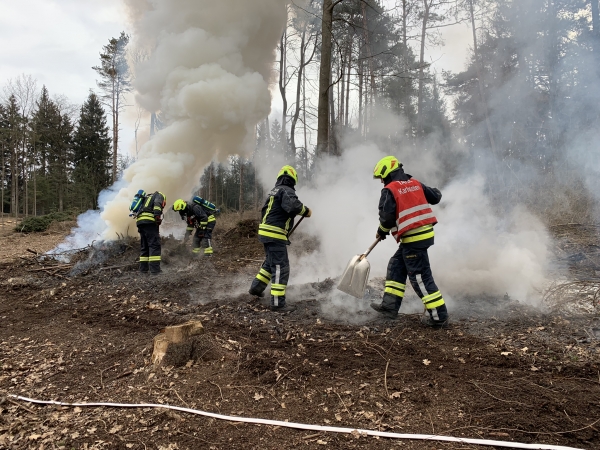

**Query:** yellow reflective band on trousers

left=204, top=247, right=213, bottom=255
left=186, top=227, right=194, bottom=231
left=258, top=223, right=288, bottom=241
left=384, top=280, right=405, bottom=297
left=148, top=256, right=161, bottom=262
left=139, top=257, right=149, bottom=262
left=208, top=215, right=216, bottom=223
left=256, top=268, right=271, bottom=284
left=401, top=224, right=434, bottom=244
left=422, top=290, right=445, bottom=309
left=271, top=283, right=286, bottom=297
left=192, top=247, right=201, bottom=254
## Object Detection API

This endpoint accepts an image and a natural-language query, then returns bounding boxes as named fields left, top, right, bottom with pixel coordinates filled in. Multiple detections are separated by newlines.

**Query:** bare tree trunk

left=279, top=28, right=288, bottom=159
left=361, top=1, right=377, bottom=104
left=402, top=0, right=410, bottom=123
left=469, top=0, right=497, bottom=156
left=1, top=143, right=4, bottom=223
left=303, top=60, right=309, bottom=175
left=345, top=33, right=352, bottom=127
left=316, top=0, right=335, bottom=157
left=417, top=0, right=430, bottom=136
left=11, top=132, right=18, bottom=217
left=329, top=56, right=337, bottom=154
left=239, top=161, right=244, bottom=214
left=112, top=79, right=118, bottom=183
left=290, top=27, right=307, bottom=156
left=340, top=47, right=346, bottom=127
left=358, top=57, right=364, bottom=136
left=208, top=162, right=214, bottom=201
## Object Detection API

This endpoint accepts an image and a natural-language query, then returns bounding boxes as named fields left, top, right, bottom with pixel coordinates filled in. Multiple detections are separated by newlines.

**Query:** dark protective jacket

left=180, top=202, right=209, bottom=229
left=378, top=169, right=441, bottom=247
left=136, top=192, right=166, bottom=225
left=258, top=176, right=309, bottom=244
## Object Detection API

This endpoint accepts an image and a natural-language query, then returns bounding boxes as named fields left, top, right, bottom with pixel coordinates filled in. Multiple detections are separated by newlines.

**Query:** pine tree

left=73, top=93, right=111, bottom=210
left=93, top=31, right=132, bottom=184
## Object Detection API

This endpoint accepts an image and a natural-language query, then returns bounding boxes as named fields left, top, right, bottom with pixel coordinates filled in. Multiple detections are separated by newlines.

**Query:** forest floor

left=0, top=216, right=599, bottom=450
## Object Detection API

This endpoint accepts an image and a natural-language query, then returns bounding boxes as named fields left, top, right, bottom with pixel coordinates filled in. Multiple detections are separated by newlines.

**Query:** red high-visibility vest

left=385, top=179, right=437, bottom=243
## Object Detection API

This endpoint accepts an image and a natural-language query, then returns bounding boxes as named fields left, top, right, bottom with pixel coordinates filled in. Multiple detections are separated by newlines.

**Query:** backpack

left=129, top=190, right=148, bottom=217
left=192, top=196, right=217, bottom=212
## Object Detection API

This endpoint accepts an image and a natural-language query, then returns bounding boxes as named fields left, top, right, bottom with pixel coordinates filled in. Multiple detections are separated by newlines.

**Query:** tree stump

left=152, top=320, right=205, bottom=367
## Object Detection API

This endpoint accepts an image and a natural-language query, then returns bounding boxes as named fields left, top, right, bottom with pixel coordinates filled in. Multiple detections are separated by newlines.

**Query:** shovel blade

left=337, top=254, right=371, bottom=298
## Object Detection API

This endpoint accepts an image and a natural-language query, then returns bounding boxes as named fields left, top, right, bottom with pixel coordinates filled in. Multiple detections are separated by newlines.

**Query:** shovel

left=337, top=237, right=382, bottom=298
left=288, top=216, right=305, bottom=238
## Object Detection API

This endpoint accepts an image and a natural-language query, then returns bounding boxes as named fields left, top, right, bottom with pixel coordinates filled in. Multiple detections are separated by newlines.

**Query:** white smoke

left=289, top=116, right=552, bottom=308
left=59, top=0, right=286, bottom=244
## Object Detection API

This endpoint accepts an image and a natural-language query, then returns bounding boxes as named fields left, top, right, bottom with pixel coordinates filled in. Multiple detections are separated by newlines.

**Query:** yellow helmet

left=173, top=199, right=187, bottom=211
left=277, top=165, right=298, bottom=185
left=373, top=156, right=401, bottom=180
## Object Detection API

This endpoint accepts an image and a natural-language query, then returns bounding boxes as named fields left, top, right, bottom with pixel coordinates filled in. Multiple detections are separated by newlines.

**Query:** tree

left=93, top=31, right=132, bottom=184
left=316, top=0, right=341, bottom=157
left=72, top=93, right=112, bottom=210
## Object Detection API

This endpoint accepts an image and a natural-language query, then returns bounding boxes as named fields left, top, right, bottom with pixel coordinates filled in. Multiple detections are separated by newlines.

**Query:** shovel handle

left=359, top=237, right=382, bottom=260
left=288, top=215, right=305, bottom=238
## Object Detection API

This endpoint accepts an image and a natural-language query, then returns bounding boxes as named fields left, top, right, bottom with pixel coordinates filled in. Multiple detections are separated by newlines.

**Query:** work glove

left=303, top=207, right=312, bottom=218
left=432, top=188, right=442, bottom=201
left=376, top=227, right=388, bottom=240
left=155, top=216, right=162, bottom=226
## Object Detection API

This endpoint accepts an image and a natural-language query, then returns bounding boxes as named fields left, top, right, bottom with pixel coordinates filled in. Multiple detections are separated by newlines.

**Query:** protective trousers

left=192, top=228, right=205, bottom=255
left=249, top=242, right=290, bottom=307
left=201, top=221, right=215, bottom=255
left=382, top=244, right=448, bottom=321
left=138, top=223, right=161, bottom=274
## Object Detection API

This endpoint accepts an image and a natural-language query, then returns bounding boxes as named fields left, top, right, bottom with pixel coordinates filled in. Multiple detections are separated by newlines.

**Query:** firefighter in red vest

left=370, top=156, right=449, bottom=328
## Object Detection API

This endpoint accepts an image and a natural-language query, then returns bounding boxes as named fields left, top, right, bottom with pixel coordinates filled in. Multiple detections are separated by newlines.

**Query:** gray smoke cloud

left=282, top=106, right=552, bottom=315
left=59, top=0, right=286, bottom=244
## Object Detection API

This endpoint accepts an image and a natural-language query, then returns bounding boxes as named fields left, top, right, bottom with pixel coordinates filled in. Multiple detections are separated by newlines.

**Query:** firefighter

left=193, top=197, right=219, bottom=256
left=136, top=191, right=166, bottom=275
left=248, top=165, right=311, bottom=312
left=370, top=156, right=449, bottom=328
left=172, top=199, right=208, bottom=256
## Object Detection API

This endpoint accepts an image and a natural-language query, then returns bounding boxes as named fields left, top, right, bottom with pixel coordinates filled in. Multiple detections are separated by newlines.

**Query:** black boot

left=370, top=303, right=398, bottom=319
left=248, top=288, right=265, bottom=298
left=270, top=304, right=297, bottom=313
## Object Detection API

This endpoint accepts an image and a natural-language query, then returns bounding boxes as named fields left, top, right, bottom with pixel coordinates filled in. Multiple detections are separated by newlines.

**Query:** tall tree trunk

left=469, top=0, right=497, bottom=157
left=358, top=57, right=364, bottom=136
left=208, top=162, right=214, bottom=201
left=290, top=28, right=307, bottom=157
left=303, top=59, right=309, bottom=176
left=345, top=33, right=352, bottom=127
left=329, top=56, right=337, bottom=154
left=316, top=0, right=335, bottom=157
left=362, top=1, right=377, bottom=104
left=239, top=161, right=244, bottom=213
left=279, top=29, right=288, bottom=159
left=11, top=133, right=18, bottom=217
left=112, top=79, right=118, bottom=183
left=1, top=143, right=4, bottom=222
left=417, top=0, right=430, bottom=136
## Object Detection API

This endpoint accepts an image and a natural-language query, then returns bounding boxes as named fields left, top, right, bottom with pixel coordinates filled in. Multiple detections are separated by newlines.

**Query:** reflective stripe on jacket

left=136, top=192, right=166, bottom=224
left=258, top=181, right=306, bottom=244
left=386, top=179, right=437, bottom=244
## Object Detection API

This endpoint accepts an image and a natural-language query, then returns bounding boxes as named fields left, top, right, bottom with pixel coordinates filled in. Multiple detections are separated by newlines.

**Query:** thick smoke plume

left=286, top=109, right=552, bottom=312
left=61, top=0, right=286, bottom=244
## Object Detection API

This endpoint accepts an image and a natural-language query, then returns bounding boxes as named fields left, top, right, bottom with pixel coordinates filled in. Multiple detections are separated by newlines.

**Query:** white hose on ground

left=9, top=395, right=584, bottom=450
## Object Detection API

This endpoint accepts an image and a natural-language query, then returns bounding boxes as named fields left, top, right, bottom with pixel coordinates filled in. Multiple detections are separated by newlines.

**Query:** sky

left=0, top=0, right=470, bottom=157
